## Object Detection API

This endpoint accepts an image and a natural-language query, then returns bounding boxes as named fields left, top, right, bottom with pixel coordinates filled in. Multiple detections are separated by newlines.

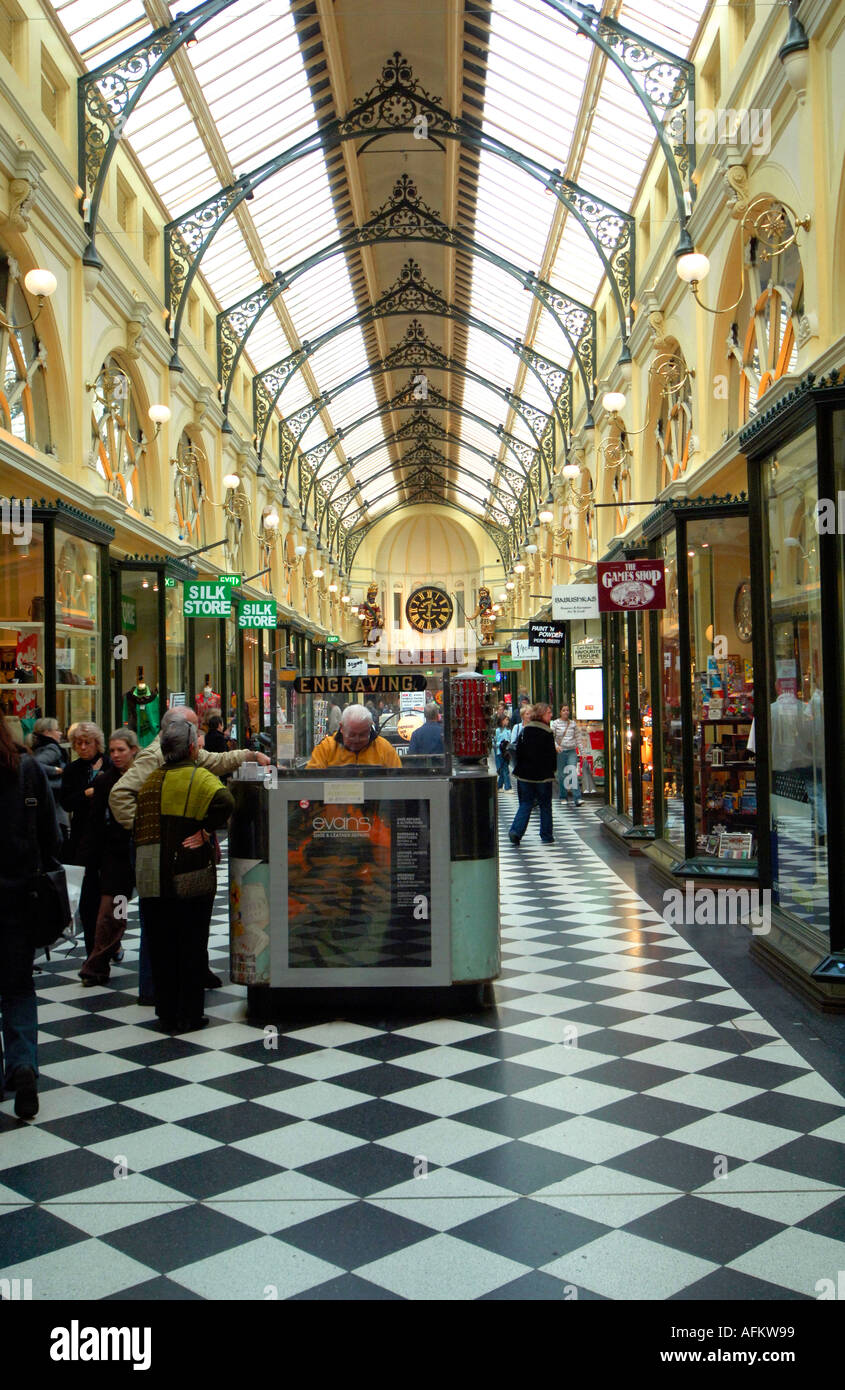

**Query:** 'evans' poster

left=287, top=798, right=432, bottom=969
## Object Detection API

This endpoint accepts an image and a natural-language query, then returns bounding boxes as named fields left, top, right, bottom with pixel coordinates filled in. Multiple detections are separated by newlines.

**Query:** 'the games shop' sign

left=597, top=559, right=666, bottom=612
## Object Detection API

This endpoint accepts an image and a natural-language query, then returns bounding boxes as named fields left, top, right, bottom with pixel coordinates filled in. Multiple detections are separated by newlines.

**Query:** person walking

left=494, top=712, right=513, bottom=790
left=551, top=703, right=583, bottom=806
left=0, top=708, right=62, bottom=1120
left=135, top=718, right=235, bottom=1033
left=79, top=728, right=139, bottom=987
left=508, top=703, right=557, bottom=845
left=59, top=722, right=110, bottom=957
left=27, top=718, right=70, bottom=849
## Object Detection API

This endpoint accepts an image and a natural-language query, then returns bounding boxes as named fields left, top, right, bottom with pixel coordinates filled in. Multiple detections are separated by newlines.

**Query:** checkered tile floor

left=2, top=805, right=844, bottom=1301
left=772, top=808, right=830, bottom=933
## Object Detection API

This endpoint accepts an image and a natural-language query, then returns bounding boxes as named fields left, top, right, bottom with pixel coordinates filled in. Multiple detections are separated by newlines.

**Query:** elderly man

left=407, top=701, right=444, bottom=755
left=307, top=704, right=400, bottom=768
left=109, top=706, right=269, bottom=1002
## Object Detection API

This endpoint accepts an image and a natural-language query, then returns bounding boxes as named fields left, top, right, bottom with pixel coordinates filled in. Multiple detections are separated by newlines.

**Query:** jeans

left=496, top=751, right=512, bottom=790
left=0, top=897, right=38, bottom=1084
left=557, top=748, right=582, bottom=804
left=143, top=895, right=214, bottom=1027
left=510, top=779, right=554, bottom=842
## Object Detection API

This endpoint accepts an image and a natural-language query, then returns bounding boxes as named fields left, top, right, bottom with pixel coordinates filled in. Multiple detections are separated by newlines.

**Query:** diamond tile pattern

left=2, top=812, right=844, bottom=1300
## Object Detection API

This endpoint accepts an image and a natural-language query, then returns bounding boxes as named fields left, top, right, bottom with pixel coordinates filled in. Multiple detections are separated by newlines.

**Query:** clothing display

left=122, top=680, right=161, bottom=749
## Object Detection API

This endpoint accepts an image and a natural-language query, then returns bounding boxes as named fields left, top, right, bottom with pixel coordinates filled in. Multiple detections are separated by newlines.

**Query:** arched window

left=172, top=430, right=207, bottom=545
left=89, top=357, right=144, bottom=509
left=0, top=253, right=51, bottom=450
left=726, top=205, right=803, bottom=424
left=653, top=345, right=694, bottom=486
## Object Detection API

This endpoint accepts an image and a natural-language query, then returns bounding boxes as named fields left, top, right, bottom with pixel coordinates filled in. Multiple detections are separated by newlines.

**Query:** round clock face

left=406, top=585, right=454, bottom=634
left=734, top=580, right=752, bottom=643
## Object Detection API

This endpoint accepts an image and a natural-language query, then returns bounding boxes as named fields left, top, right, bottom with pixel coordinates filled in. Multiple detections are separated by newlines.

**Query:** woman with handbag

left=134, top=717, right=234, bottom=1033
left=494, top=712, right=513, bottom=791
left=60, top=722, right=109, bottom=955
left=0, top=708, right=62, bottom=1120
left=79, top=728, right=139, bottom=987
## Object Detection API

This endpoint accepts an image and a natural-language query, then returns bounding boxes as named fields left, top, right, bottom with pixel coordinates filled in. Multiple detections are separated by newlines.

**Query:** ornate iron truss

left=218, top=234, right=593, bottom=424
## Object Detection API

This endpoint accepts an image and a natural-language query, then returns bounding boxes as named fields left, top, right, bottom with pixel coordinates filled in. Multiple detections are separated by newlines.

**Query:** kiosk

left=228, top=670, right=500, bottom=1011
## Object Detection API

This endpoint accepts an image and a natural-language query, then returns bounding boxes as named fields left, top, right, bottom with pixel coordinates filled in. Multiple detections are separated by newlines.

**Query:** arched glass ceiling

left=52, top=0, right=709, bottom=533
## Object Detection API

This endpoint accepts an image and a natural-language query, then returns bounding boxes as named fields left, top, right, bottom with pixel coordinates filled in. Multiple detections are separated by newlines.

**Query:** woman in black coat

left=28, top=718, right=70, bottom=845
left=80, top=728, right=138, bottom=986
left=60, top=722, right=110, bottom=955
left=508, top=703, right=558, bottom=846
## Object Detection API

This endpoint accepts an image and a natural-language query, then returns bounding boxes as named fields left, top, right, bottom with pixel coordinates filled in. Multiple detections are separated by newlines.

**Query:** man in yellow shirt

left=307, top=705, right=401, bottom=769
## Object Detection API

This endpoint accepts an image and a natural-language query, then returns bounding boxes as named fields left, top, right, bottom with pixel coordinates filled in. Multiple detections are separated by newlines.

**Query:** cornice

left=740, top=366, right=845, bottom=448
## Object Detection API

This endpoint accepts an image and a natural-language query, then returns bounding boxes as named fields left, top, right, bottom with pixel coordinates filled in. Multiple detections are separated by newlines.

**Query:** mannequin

left=195, top=672, right=221, bottom=723
left=122, top=666, right=161, bottom=748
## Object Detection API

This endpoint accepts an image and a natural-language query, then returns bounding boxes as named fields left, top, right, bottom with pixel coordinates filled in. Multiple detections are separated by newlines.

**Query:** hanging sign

left=293, top=673, right=427, bottom=694
left=183, top=581, right=232, bottom=618
left=238, top=599, right=277, bottom=629
left=528, top=621, right=567, bottom=648
left=218, top=573, right=242, bottom=588
left=552, top=584, right=599, bottom=620
left=573, top=640, right=603, bottom=668
left=597, top=560, right=666, bottom=612
left=326, top=635, right=341, bottom=644
left=498, top=656, right=523, bottom=671
left=346, top=657, right=368, bottom=675
left=511, top=639, right=539, bottom=661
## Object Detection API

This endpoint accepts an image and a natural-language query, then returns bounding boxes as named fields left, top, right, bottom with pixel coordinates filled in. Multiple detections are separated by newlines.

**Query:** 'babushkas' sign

left=597, top=559, right=666, bottom=612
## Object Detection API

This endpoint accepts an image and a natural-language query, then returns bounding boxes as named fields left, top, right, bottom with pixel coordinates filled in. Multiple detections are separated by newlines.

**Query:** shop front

left=0, top=501, right=113, bottom=739
left=741, top=370, right=845, bottom=1005
left=110, top=555, right=195, bottom=740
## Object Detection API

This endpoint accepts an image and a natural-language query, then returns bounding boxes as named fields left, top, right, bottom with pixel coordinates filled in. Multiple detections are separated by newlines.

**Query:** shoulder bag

left=169, top=766, right=218, bottom=899
left=22, top=759, right=72, bottom=949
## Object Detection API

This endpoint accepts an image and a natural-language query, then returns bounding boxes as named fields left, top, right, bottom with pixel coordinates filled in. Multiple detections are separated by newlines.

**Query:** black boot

left=11, top=1067, right=38, bottom=1121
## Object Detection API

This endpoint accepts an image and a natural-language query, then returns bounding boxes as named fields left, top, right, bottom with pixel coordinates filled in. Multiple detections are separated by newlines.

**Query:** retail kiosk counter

left=228, top=763, right=499, bottom=1011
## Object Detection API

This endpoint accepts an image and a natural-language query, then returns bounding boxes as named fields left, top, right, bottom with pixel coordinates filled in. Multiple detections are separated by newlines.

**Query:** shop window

left=660, top=529, right=684, bottom=846
left=116, top=173, right=136, bottom=234
left=0, top=254, right=52, bottom=451
left=726, top=208, right=803, bottom=425
left=172, top=430, right=206, bottom=545
left=55, top=530, right=100, bottom=732
left=117, top=572, right=161, bottom=745
left=0, top=521, right=45, bottom=737
left=763, top=429, right=827, bottom=932
left=686, top=515, right=756, bottom=861
left=166, top=581, right=186, bottom=705
left=89, top=359, right=145, bottom=511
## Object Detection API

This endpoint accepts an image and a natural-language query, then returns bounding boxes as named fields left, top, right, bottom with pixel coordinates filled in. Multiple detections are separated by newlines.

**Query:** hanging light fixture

left=538, top=508, right=554, bottom=525
left=222, top=471, right=240, bottom=490
left=0, top=267, right=57, bottom=332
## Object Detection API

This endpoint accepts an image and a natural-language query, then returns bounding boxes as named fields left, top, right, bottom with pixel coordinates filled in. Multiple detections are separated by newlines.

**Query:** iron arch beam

left=219, top=236, right=593, bottom=421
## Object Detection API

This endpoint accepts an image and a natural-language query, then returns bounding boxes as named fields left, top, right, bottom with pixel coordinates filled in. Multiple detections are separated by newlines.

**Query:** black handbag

left=22, top=760, right=72, bottom=949
left=168, top=767, right=217, bottom=899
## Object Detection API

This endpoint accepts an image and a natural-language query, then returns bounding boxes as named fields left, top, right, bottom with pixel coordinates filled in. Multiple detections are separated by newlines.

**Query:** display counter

left=228, top=764, right=499, bottom=1009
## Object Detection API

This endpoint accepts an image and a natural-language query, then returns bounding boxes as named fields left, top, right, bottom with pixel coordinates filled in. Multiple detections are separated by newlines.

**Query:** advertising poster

left=229, top=858, right=271, bottom=985
left=287, top=797, right=432, bottom=970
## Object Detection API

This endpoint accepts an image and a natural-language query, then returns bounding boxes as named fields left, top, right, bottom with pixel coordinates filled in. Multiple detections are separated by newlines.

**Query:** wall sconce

left=147, top=402, right=171, bottom=439
left=513, top=562, right=525, bottom=574
left=779, top=1, right=809, bottom=99
left=676, top=196, right=811, bottom=315
left=0, top=267, right=57, bottom=332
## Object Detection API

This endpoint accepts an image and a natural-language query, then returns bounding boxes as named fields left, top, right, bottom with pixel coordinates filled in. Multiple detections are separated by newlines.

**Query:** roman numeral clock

left=405, top=585, right=454, bottom=634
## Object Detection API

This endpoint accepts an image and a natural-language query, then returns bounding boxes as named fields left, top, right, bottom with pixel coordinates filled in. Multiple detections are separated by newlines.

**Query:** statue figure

left=468, top=585, right=496, bottom=645
left=358, top=582, right=383, bottom=645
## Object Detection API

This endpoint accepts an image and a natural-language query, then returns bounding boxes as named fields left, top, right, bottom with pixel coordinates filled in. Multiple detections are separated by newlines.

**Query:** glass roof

left=52, top=0, right=710, bottom=539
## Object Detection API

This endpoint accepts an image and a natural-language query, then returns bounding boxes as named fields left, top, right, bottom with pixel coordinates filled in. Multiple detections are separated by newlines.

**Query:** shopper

left=27, top=717, right=70, bottom=847
left=0, top=708, right=62, bottom=1120
left=60, top=722, right=109, bottom=956
left=551, top=703, right=583, bottom=806
left=510, top=692, right=530, bottom=734
left=203, top=714, right=228, bottom=752
left=509, top=702, right=557, bottom=845
left=135, top=718, right=235, bottom=1033
left=494, top=712, right=513, bottom=790
left=408, top=702, right=444, bottom=755
left=79, top=728, right=139, bottom=987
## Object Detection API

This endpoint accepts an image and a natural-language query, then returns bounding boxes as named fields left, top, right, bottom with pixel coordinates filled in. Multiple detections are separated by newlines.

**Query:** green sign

left=164, top=577, right=176, bottom=588
left=326, top=635, right=340, bottom=644
left=183, top=581, right=232, bottom=618
left=120, top=595, right=137, bottom=632
left=237, top=599, right=276, bottom=629
left=218, top=573, right=241, bottom=587
left=498, top=655, right=523, bottom=670
left=482, top=669, right=498, bottom=683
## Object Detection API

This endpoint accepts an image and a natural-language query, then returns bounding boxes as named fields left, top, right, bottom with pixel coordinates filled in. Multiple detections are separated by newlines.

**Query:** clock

left=406, top=585, right=454, bottom=634
left=734, top=580, right=752, bottom=643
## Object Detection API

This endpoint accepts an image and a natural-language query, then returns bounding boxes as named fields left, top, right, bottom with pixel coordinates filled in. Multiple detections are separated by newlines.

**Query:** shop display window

left=686, top=516, right=756, bottom=861
left=165, top=581, right=186, bottom=705
left=0, top=522, right=46, bottom=737
left=55, top=529, right=100, bottom=731
left=763, top=429, right=827, bottom=932
left=194, top=616, right=222, bottom=727
left=660, top=528, right=684, bottom=846
left=118, top=571, right=161, bottom=744
left=635, top=610, right=654, bottom=827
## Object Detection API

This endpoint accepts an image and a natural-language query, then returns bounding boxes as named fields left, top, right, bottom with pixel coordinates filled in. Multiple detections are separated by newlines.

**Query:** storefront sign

left=237, top=599, right=277, bottom=629
left=293, top=673, right=426, bottom=695
left=573, top=640, right=603, bottom=667
left=528, top=621, right=566, bottom=648
left=498, top=656, right=523, bottom=671
left=552, top=584, right=600, bottom=620
left=346, top=657, right=368, bottom=676
left=183, top=581, right=232, bottom=617
left=597, top=560, right=666, bottom=612
left=120, top=595, right=137, bottom=632
left=511, top=639, right=539, bottom=661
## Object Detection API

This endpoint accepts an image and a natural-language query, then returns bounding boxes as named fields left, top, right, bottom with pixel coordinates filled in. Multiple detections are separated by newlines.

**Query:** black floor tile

left=451, top=1140, right=589, bottom=1195
left=479, top=1270, right=606, bottom=1299
left=624, top=1195, right=784, bottom=1263
left=1, top=1149, right=117, bottom=1202
left=588, top=1093, right=706, bottom=1137
left=40, top=1104, right=162, bottom=1147
left=290, top=1273, right=403, bottom=1299
left=458, top=1061, right=562, bottom=1095
left=576, top=1058, right=683, bottom=1092
left=700, top=1056, right=810, bottom=1091
left=203, top=1067, right=309, bottom=1101
left=337, top=1033, right=436, bottom=1063
left=314, top=1099, right=437, bottom=1142
left=281, top=1202, right=430, bottom=1267
left=724, top=1091, right=844, bottom=1134
left=337, top=1063, right=443, bottom=1099
left=300, top=1143, right=426, bottom=1197
left=0, top=1205, right=86, bottom=1262
left=77, top=1069, right=187, bottom=1103
left=450, top=1096, right=570, bottom=1139
left=794, top=1194, right=845, bottom=1241
left=606, top=1138, right=746, bottom=1192
left=102, top=1204, right=259, bottom=1273
left=451, top=1197, right=608, bottom=1267
left=145, top=1146, right=282, bottom=1201
left=759, top=1135, right=845, bottom=1187
left=102, top=1277, right=205, bottom=1300
left=178, top=1102, right=298, bottom=1144
left=669, top=1268, right=811, bottom=1300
